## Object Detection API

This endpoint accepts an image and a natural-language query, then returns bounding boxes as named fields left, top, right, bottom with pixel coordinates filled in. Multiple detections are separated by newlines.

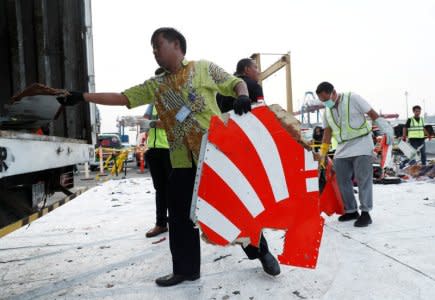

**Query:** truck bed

left=0, top=130, right=93, bottom=179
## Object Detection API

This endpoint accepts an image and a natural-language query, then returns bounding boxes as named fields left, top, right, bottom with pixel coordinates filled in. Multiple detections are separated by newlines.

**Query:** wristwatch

left=149, top=120, right=157, bottom=128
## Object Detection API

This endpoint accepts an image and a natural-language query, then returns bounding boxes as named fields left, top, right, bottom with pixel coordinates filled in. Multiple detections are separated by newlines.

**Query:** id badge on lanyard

left=175, top=105, right=191, bottom=123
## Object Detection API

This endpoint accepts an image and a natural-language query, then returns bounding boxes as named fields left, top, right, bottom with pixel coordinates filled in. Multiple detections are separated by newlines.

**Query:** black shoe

left=259, top=252, right=281, bottom=276
left=338, top=212, right=360, bottom=222
left=155, top=273, right=200, bottom=287
left=354, top=211, right=372, bottom=227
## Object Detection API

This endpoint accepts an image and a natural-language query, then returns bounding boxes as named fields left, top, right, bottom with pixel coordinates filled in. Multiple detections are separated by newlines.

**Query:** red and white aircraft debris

left=191, top=105, right=343, bottom=269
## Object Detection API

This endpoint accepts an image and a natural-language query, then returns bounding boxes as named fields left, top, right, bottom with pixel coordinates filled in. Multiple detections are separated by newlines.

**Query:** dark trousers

left=242, top=233, right=270, bottom=259
left=409, top=138, right=427, bottom=165
left=167, top=166, right=200, bottom=276
left=146, top=148, right=172, bottom=227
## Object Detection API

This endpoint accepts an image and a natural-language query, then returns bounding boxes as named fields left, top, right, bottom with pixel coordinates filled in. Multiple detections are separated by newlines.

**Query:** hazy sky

left=91, top=0, right=435, bottom=133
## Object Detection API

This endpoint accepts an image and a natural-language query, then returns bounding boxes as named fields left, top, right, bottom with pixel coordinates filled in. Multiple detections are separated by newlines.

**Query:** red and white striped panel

left=191, top=105, right=325, bottom=268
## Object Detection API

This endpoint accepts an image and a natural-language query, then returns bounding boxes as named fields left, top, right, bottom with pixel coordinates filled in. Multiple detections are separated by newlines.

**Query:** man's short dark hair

left=412, top=105, right=421, bottom=111
left=235, top=58, right=254, bottom=76
left=316, top=82, right=334, bottom=94
left=154, top=67, right=165, bottom=75
left=151, top=27, right=187, bottom=55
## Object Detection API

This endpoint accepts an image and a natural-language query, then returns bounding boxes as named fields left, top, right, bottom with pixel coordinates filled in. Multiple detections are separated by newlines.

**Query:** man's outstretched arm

left=58, top=91, right=129, bottom=106
left=83, top=93, right=129, bottom=106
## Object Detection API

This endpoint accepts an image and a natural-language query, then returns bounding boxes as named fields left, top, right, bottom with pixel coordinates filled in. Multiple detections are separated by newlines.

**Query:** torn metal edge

left=190, top=132, right=209, bottom=224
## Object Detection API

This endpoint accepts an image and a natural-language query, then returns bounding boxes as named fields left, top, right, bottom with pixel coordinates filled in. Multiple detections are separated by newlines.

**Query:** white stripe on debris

left=196, top=197, right=241, bottom=242
left=204, top=142, right=264, bottom=217
left=230, top=112, right=289, bottom=202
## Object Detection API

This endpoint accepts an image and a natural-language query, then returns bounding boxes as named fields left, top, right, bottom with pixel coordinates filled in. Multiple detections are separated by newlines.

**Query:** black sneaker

left=338, top=212, right=360, bottom=222
left=259, top=252, right=281, bottom=276
left=354, top=211, right=372, bottom=227
left=155, top=273, right=200, bottom=287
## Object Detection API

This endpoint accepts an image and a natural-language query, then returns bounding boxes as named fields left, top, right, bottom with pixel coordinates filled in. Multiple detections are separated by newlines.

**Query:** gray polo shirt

left=322, top=92, right=375, bottom=158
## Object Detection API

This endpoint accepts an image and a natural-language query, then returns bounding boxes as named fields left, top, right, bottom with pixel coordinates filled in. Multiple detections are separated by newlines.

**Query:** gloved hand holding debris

left=374, top=117, right=394, bottom=145
left=56, top=91, right=85, bottom=106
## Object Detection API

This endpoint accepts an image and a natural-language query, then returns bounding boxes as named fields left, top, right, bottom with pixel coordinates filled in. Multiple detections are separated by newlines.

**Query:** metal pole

left=84, top=0, right=97, bottom=146
left=251, top=53, right=262, bottom=85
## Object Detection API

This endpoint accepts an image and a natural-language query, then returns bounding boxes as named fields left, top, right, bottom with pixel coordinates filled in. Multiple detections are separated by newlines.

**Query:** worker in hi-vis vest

left=402, top=105, right=431, bottom=165
left=316, top=82, right=394, bottom=228
left=143, top=104, right=171, bottom=238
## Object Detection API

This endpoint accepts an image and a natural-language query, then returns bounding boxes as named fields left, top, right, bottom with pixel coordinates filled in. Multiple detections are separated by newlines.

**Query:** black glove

left=56, top=91, right=85, bottom=106
left=233, top=95, right=251, bottom=115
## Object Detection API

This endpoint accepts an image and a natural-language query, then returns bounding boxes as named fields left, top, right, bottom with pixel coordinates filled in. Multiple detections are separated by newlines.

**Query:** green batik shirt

left=123, top=59, right=242, bottom=168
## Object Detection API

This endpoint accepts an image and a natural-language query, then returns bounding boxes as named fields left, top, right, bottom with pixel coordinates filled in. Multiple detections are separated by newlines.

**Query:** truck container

left=0, top=0, right=97, bottom=228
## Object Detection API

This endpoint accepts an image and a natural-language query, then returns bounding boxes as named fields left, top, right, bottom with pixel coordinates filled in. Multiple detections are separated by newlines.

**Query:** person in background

left=316, top=81, right=394, bottom=227
left=216, top=58, right=280, bottom=276
left=57, top=27, right=251, bottom=287
left=143, top=103, right=171, bottom=238
left=216, top=58, right=264, bottom=112
left=402, top=105, right=431, bottom=165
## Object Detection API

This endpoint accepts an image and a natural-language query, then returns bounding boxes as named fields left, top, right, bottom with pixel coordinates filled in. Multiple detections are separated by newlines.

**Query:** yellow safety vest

left=147, top=106, right=169, bottom=149
left=407, top=117, right=425, bottom=139
left=325, top=92, right=372, bottom=144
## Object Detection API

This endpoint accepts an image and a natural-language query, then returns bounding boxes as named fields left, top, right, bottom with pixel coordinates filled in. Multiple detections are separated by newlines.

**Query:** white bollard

left=99, top=146, right=104, bottom=175
left=84, top=161, right=90, bottom=179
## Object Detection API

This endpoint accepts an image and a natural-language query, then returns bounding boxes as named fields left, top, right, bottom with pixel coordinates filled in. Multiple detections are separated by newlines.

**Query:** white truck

left=0, top=0, right=97, bottom=228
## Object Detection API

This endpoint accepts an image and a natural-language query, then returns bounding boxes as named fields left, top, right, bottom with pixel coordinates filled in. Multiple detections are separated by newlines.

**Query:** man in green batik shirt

left=57, top=27, right=253, bottom=287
